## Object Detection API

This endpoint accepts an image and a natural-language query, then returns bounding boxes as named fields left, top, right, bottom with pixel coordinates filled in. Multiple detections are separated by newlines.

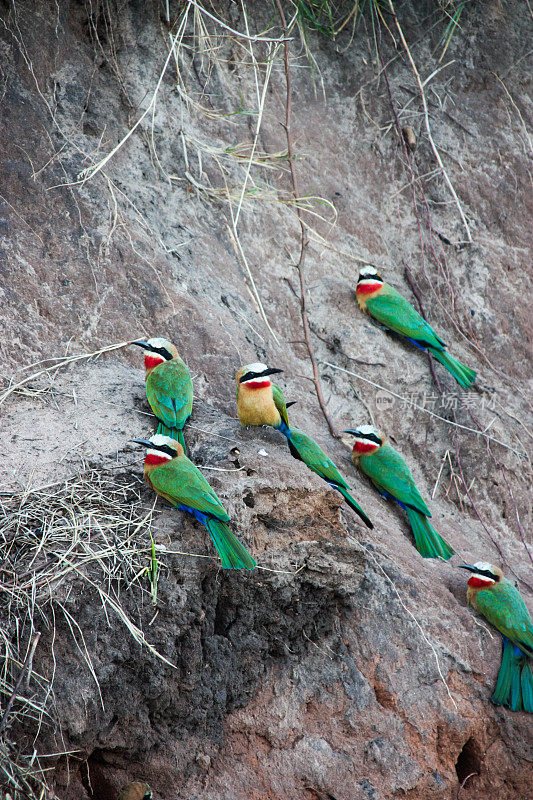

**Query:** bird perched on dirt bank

left=131, top=337, right=193, bottom=451
left=236, top=362, right=290, bottom=435
left=345, top=426, right=453, bottom=559
left=459, top=562, right=533, bottom=712
left=236, top=367, right=372, bottom=528
left=132, top=434, right=256, bottom=570
left=355, top=266, right=476, bottom=389
left=117, top=781, right=152, bottom=800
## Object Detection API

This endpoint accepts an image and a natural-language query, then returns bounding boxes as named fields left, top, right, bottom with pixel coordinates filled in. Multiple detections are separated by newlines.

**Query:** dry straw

left=0, top=468, right=169, bottom=797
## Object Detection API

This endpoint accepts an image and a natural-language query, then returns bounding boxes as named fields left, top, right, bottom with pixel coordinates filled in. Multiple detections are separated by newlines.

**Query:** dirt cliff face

left=0, top=1, right=531, bottom=799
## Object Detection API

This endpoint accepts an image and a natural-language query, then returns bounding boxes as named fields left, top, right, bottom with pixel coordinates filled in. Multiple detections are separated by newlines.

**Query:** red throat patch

left=145, top=354, right=165, bottom=370
left=245, top=380, right=271, bottom=390
left=356, top=281, right=383, bottom=295
left=353, top=441, right=379, bottom=455
left=145, top=453, right=171, bottom=466
left=467, top=576, right=494, bottom=588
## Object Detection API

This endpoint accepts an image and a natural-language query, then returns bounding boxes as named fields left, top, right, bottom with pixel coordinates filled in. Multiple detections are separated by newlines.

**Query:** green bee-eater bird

left=345, top=425, right=453, bottom=559
left=459, top=562, right=533, bottom=713
left=236, top=362, right=290, bottom=436
left=131, top=337, right=193, bottom=451
left=356, top=266, right=476, bottom=389
left=117, top=782, right=152, bottom=800
left=132, top=434, right=256, bottom=570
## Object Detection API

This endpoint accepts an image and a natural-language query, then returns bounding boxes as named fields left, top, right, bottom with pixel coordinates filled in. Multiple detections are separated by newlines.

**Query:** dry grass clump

left=0, top=469, right=164, bottom=799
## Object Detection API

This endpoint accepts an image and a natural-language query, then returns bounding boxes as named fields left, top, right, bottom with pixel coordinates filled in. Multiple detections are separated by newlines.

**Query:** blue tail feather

left=406, top=336, right=428, bottom=352
left=178, top=504, right=208, bottom=525
left=276, top=419, right=291, bottom=440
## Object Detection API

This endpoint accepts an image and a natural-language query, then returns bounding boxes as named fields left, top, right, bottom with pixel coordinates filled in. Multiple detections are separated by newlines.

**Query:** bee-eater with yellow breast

left=236, top=362, right=289, bottom=435
left=132, top=337, right=193, bottom=451
left=236, top=365, right=372, bottom=528
left=459, top=562, right=533, bottom=713
left=133, top=434, right=256, bottom=570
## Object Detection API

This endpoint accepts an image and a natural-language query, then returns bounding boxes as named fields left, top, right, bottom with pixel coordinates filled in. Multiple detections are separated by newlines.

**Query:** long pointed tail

left=404, top=507, right=454, bottom=560
left=520, top=658, right=533, bottom=713
left=336, top=486, right=373, bottom=529
left=492, top=638, right=533, bottom=713
left=205, top=518, right=256, bottom=570
left=157, top=422, right=187, bottom=453
left=430, top=348, right=476, bottom=389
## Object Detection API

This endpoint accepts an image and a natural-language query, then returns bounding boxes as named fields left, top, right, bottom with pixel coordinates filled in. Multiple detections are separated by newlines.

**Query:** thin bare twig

left=320, top=360, right=524, bottom=456
left=0, top=341, right=130, bottom=406
left=454, top=436, right=532, bottom=593
left=457, top=771, right=479, bottom=800
left=386, top=0, right=473, bottom=242
left=404, top=265, right=443, bottom=391
left=186, top=0, right=291, bottom=43
left=274, top=0, right=339, bottom=438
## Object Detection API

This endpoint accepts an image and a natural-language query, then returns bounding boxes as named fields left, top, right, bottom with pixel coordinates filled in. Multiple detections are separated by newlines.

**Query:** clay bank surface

left=0, top=1, right=531, bottom=799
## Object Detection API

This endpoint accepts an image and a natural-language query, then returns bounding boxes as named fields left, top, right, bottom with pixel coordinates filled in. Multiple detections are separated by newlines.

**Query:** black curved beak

left=131, top=438, right=152, bottom=448
left=131, top=339, right=151, bottom=350
left=343, top=429, right=362, bottom=436
left=262, top=367, right=283, bottom=376
left=458, top=564, right=477, bottom=572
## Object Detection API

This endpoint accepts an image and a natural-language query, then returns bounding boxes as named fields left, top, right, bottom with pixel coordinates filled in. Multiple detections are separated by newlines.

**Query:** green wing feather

left=146, top=358, right=193, bottom=430
left=366, top=286, right=445, bottom=350
left=149, top=457, right=230, bottom=522
left=358, top=443, right=431, bottom=516
left=475, top=580, right=533, bottom=654
left=272, top=383, right=290, bottom=427
left=289, top=428, right=350, bottom=487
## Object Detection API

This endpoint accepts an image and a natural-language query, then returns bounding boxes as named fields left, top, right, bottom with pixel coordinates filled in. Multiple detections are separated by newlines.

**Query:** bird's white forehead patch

left=472, top=561, right=495, bottom=572
left=147, top=337, right=172, bottom=349
left=359, top=265, right=380, bottom=277
left=243, top=362, right=268, bottom=373
left=149, top=433, right=175, bottom=447
left=356, top=424, right=379, bottom=437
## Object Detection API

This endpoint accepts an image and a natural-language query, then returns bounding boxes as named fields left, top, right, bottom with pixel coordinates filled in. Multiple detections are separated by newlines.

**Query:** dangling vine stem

left=273, top=0, right=340, bottom=438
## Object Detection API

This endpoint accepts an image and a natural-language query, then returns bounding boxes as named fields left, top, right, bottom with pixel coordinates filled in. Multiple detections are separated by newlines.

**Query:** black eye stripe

left=358, top=273, right=382, bottom=282
left=355, top=432, right=382, bottom=445
left=151, top=443, right=177, bottom=456
left=239, top=369, right=271, bottom=383
left=475, top=568, right=499, bottom=581
left=152, top=346, right=173, bottom=360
